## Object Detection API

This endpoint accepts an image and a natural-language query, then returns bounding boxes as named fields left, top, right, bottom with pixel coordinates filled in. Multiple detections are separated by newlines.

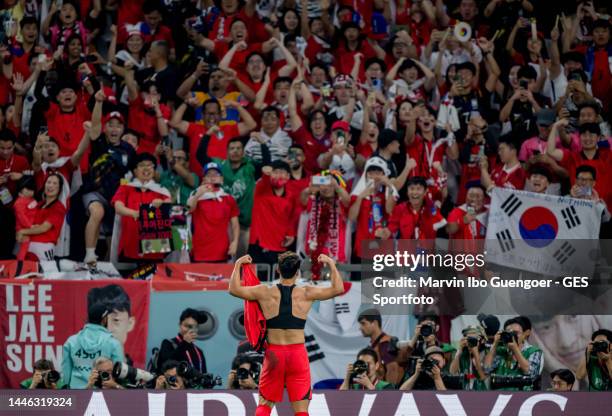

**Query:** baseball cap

left=536, top=108, right=556, bottom=127
left=424, top=346, right=444, bottom=357
left=103, top=111, right=125, bottom=125
left=204, top=161, right=222, bottom=175
left=331, top=120, right=350, bottom=132
left=477, top=313, right=500, bottom=337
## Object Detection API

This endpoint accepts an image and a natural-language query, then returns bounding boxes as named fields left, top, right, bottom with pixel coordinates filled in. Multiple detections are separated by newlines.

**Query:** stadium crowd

left=0, top=0, right=610, bottom=393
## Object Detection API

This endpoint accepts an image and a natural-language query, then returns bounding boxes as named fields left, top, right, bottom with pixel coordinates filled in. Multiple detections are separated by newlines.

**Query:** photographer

left=398, top=315, right=440, bottom=359
left=227, top=353, right=260, bottom=390
left=20, top=359, right=64, bottom=389
left=399, top=346, right=447, bottom=391
left=577, top=329, right=612, bottom=391
left=484, top=317, right=543, bottom=391
left=85, top=357, right=124, bottom=390
left=155, top=360, right=186, bottom=390
left=339, top=348, right=395, bottom=391
left=449, top=326, right=488, bottom=390
left=155, top=308, right=207, bottom=375
left=550, top=369, right=575, bottom=392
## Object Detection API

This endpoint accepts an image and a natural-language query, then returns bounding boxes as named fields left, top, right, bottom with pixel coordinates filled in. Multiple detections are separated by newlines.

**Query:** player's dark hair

left=278, top=251, right=301, bottom=279
left=88, top=284, right=132, bottom=315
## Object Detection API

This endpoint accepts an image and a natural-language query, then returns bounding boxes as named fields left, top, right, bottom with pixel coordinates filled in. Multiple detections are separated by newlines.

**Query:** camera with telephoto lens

left=95, top=370, right=111, bottom=388
left=421, top=358, right=436, bottom=372
left=592, top=340, right=609, bottom=354
left=467, top=336, right=480, bottom=348
left=420, top=324, right=434, bottom=337
left=113, top=362, right=155, bottom=387
left=177, top=362, right=222, bottom=388
left=500, top=331, right=517, bottom=345
left=491, top=374, right=535, bottom=389
left=351, top=359, right=368, bottom=380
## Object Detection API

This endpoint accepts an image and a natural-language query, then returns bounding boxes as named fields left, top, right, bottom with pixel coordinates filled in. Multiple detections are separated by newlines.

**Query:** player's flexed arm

left=229, top=255, right=265, bottom=300
left=304, top=254, right=345, bottom=301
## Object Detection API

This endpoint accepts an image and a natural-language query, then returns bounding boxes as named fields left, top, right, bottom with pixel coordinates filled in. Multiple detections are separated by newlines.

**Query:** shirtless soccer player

left=229, top=252, right=344, bottom=416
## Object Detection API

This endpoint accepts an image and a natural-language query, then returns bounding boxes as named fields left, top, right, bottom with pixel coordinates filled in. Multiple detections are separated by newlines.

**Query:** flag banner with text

left=0, top=279, right=150, bottom=388
left=485, top=187, right=602, bottom=276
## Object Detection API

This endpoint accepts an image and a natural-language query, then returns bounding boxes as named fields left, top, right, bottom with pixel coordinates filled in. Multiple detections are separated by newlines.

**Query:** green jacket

left=20, top=377, right=66, bottom=389
left=492, top=344, right=541, bottom=391
left=458, top=348, right=488, bottom=391
left=351, top=379, right=395, bottom=390
left=159, top=170, right=199, bottom=205
left=215, top=157, right=256, bottom=227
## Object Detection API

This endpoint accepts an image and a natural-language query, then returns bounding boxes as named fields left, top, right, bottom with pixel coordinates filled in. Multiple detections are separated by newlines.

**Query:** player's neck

left=279, top=277, right=297, bottom=286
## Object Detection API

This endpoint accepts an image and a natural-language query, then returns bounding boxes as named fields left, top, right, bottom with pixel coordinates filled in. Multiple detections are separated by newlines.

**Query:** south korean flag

left=485, top=188, right=602, bottom=276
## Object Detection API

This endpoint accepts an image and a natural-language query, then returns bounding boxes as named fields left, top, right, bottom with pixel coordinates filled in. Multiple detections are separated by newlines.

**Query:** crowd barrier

left=0, top=390, right=609, bottom=415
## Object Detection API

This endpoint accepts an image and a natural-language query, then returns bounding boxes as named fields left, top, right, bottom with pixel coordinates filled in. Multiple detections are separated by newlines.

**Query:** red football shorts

left=259, top=343, right=312, bottom=403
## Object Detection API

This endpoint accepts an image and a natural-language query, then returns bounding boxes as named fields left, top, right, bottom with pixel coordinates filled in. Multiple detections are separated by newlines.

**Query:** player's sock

left=295, top=412, right=309, bottom=416
left=255, top=404, right=272, bottom=416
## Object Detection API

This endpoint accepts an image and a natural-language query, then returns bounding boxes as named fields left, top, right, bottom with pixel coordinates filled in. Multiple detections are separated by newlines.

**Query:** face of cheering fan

left=44, top=175, right=61, bottom=199
left=134, top=160, right=155, bottom=182
left=466, top=187, right=485, bottom=210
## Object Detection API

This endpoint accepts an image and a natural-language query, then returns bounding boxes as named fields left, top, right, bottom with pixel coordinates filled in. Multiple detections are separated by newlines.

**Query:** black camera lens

left=421, top=358, right=435, bottom=372
left=420, top=324, right=433, bottom=337
left=45, top=370, right=60, bottom=383
left=467, top=336, right=479, bottom=348
left=99, top=371, right=110, bottom=381
left=592, top=340, right=609, bottom=354
left=500, top=331, right=516, bottom=344
left=237, top=367, right=250, bottom=380
left=167, top=375, right=177, bottom=385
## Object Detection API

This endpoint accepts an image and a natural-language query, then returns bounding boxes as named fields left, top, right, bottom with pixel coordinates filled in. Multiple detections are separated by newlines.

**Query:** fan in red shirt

left=9, top=16, right=42, bottom=82
left=384, top=176, right=447, bottom=251
left=44, top=80, right=91, bottom=172
left=187, top=162, right=240, bottom=262
left=111, top=153, right=171, bottom=262
left=125, top=76, right=171, bottom=156
left=16, top=173, right=67, bottom=262
left=248, top=160, right=298, bottom=268
left=141, top=1, right=176, bottom=59
left=349, top=157, right=397, bottom=259
left=170, top=96, right=256, bottom=175
left=447, top=185, right=488, bottom=262
left=0, top=131, right=30, bottom=202
left=334, top=22, right=383, bottom=78
left=547, top=120, right=612, bottom=208
left=480, top=136, right=527, bottom=193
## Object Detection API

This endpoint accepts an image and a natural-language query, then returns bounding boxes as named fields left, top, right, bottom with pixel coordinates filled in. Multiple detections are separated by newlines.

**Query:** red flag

left=242, top=265, right=267, bottom=351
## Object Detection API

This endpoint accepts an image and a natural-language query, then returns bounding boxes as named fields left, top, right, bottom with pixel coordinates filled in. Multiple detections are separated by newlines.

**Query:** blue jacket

left=62, top=324, right=124, bottom=389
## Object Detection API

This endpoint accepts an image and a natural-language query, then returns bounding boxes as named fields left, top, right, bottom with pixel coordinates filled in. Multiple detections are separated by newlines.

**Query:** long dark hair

left=38, top=172, right=64, bottom=208
left=278, top=8, right=301, bottom=36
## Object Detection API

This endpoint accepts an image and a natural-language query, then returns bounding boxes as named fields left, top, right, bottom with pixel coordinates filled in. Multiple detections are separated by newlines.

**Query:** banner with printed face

left=485, top=188, right=602, bottom=276
left=0, top=279, right=150, bottom=388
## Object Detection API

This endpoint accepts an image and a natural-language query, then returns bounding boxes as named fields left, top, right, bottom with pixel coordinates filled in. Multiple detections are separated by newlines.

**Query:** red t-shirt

left=192, top=195, right=239, bottom=262
left=406, top=136, right=446, bottom=179
left=29, top=200, right=66, bottom=244
left=387, top=201, right=446, bottom=240
left=334, top=41, right=377, bottom=78
left=351, top=191, right=388, bottom=258
left=0, top=154, right=30, bottom=196
left=560, top=148, right=612, bottom=207
left=13, top=195, right=36, bottom=231
left=45, top=101, right=91, bottom=171
left=249, top=175, right=297, bottom=252
left=128, top=96, right=171, bottom=155
left=290, top=125, right=331, bottom=175
left=490, top=163, right=527, bottom=190
left=111, top=185, right=169, bottom=260
left=34, top=159, right=75, bottom=192
left=186, top=122, right=239, bottom=174
left=145, top=25, right=175, bottom=49
left=117, top=0, right=144, bottom=26
left=447, top=206, right=487, bottom=241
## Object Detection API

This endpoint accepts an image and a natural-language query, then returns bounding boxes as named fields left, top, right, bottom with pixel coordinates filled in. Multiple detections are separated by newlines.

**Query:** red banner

left=0, top=279, right=150, bottom=388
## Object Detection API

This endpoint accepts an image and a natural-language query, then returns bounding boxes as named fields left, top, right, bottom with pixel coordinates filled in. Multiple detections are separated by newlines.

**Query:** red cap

left=103, top=111, right=125, bottom=125
left=331, top=120, right=350, bottom=132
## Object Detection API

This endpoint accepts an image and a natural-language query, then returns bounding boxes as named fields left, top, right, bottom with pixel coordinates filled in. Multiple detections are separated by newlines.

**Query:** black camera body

left=178, top=362, right=222, bottom=389
left=35, top=370, right=60, bottom=388
left=500, top=331, right=517, bottom=345
left=236, top=367, right=251, bottom=381
left=420, top=324, right=434, bottom=338
left=421, top=358, right=436, bottom=372
left=593, top=340, right=609, bottom=354
left=351, top=359, right=368, bottom=380
left=467, top=336, right=480, bottom=348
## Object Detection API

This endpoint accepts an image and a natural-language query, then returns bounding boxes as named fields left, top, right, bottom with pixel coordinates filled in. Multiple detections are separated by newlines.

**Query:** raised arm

left=89, top=89, right=105, bottom=140
left=71, top=124, right=92, bottom=167
left=289, top=78, right=304, bottom=132
left=304, top=254, right=344, bottom=300
left=229, top=255, right=265, bottom=300
left=225, top=99, right=257, bottom=136
left=546, top=119, right=567, bottom=162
